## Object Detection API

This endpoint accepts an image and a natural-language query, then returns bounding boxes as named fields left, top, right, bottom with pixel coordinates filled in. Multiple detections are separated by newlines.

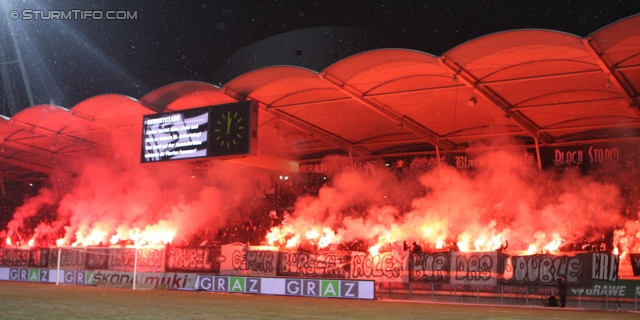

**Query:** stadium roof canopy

left=1, top=14, right=640, bottom=182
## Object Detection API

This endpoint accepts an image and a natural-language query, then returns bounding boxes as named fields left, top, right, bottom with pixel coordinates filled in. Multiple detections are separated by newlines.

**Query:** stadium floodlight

left=0, top=0, right=141, bottom=114
left=0, top=0, right=35, bottom=115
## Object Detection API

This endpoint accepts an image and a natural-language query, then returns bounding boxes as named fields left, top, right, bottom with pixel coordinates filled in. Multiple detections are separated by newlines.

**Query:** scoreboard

left=141, top=101, right=258, bottom=163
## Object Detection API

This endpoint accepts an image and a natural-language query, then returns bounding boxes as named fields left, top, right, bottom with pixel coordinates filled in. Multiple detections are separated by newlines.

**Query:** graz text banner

left=194, top=275, right=375, bottom=300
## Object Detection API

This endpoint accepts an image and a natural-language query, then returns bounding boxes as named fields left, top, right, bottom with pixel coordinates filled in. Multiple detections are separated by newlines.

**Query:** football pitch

left=0, top=282, right=638, bottom=320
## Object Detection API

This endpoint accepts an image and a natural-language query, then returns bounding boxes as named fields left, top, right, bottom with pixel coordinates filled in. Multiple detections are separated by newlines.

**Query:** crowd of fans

left=181, top=174, right=326, bottom=247
left=0, top=162, right=634, bottom=254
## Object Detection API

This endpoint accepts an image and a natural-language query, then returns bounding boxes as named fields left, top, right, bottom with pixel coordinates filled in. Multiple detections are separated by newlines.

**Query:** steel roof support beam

left=0, top=171, right=5, bottom=197
left=549, top=136, right=640, bottom=147
left=0, top=138, right=89, bottom=176
left=269, top=97, right=352, bottom=109
left=511, top=97, right=623, bottom=110
left=0, top=154, right=51, bottom=175
left=320, top=72, right=456, bottom=151
left=616, top=64, right=640, bottom=71
left=2, top=136, right=58, bottom=156
left=288, top=138, right=426, bottom=151
left=365, top=84, right=458, bottom=98
left=443, top=131, right=525, bottom=140
left=10, top=119, right=101, bottom=151
left=221, top=87, right=371, bottom=157
left=478, top=69, right=602, bottom=85
left=261, top=109, right=372, bottom=156
left=272, top=84, right=460, bottom=109
left=539, top=121, right=640, bottom=133
left=69, top=110, right=125, bottom=130
left=438, top=56, right=553, bottom=145
left=582, top=37, right=640, bottom=116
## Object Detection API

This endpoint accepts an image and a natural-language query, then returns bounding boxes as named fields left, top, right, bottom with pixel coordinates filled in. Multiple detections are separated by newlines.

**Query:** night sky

left=1, top=0, right=640, bottom=113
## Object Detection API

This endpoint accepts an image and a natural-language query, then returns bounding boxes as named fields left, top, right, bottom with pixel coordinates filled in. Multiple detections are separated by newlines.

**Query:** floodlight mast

left=0, top=4, right=34, bottom=115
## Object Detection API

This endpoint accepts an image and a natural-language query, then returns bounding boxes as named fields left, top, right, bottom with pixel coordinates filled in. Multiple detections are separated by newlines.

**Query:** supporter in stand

left=267, top=211, right=279, bottom=228
left=599, top=242, right=607, bottom=252
left=351, top=240, right=367, bottom=252
left=183, top=173, right=330, bottom=247
left=412, top=241, right=422, bottom=254
left=496, top=240, right=508, bottom=252
left=250, top=225, right=262, bottom=245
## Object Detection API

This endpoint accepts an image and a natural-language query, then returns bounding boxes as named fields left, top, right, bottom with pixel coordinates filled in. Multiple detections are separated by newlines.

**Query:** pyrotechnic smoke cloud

left=4, top=128, right=639, bottom=278
left=4, top=127, right=262, bottom=246
left=268, top=146, right=627, bottom=257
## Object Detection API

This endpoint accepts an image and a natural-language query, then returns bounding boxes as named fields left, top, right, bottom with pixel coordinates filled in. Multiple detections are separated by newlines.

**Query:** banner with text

left=276, top=250, right=351, bottom=279
left=165, top=246, right=222, bottom=273
left=450, top=251, right=499, bottom=286
left=194, top=275, right=374, bottom=300
left=0, top=267, right=197, bottom=290
left=569, top=279, right=640, bottom=299
left=45, top=247, right=166, bottom=272
left=349, top=251, right=408, bottom=282
left=0, top=248, right=619, bottom=286
left=409, top=252, right=450, bottom=283
left=220, top=245, right=277, bottom=277
left=0, top=248, right=31, bottom=267
left=498, top=252, right=615, bottom=287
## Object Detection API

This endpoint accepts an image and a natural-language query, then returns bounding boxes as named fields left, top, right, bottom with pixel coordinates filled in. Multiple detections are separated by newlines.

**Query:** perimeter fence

left=378, top=282, right=640, bottom=311
left=1, top=245, right=638, bottom=310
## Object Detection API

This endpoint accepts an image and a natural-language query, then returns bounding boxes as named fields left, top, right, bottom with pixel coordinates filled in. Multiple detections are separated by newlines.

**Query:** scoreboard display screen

left=141, top=101, right=257, bottom=163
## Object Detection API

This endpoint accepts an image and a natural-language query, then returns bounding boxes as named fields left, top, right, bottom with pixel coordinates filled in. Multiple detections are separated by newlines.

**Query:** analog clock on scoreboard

left=209, top=101, right=258, bottom=157
left=141, top=101, right=257, bottom=163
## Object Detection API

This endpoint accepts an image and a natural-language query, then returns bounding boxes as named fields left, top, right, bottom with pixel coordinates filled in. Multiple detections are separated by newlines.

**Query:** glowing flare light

left=53, top=223, right=178, bottom=247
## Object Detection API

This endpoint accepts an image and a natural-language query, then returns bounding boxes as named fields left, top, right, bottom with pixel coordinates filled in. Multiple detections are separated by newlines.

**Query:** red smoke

left=265, top=146, right=638, bottom=274
left=3, top=127, right=261, bottom=247
left=3, top=133, right=640, bottom=275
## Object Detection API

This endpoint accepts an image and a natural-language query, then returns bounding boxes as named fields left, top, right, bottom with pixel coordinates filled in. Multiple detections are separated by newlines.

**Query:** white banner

left=195, top=275, right=374, bottom=299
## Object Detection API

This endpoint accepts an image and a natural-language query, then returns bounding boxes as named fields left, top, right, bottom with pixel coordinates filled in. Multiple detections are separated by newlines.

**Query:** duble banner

left=500, top=252, right=593, bottom=287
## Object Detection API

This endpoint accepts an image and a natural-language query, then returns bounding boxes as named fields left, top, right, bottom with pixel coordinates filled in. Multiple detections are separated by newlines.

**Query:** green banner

left=569, top=280, right=640, bottom=299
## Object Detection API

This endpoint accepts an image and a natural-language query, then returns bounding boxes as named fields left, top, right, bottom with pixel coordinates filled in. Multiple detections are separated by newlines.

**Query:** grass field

left=0, top=281, right=638, bottom=320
